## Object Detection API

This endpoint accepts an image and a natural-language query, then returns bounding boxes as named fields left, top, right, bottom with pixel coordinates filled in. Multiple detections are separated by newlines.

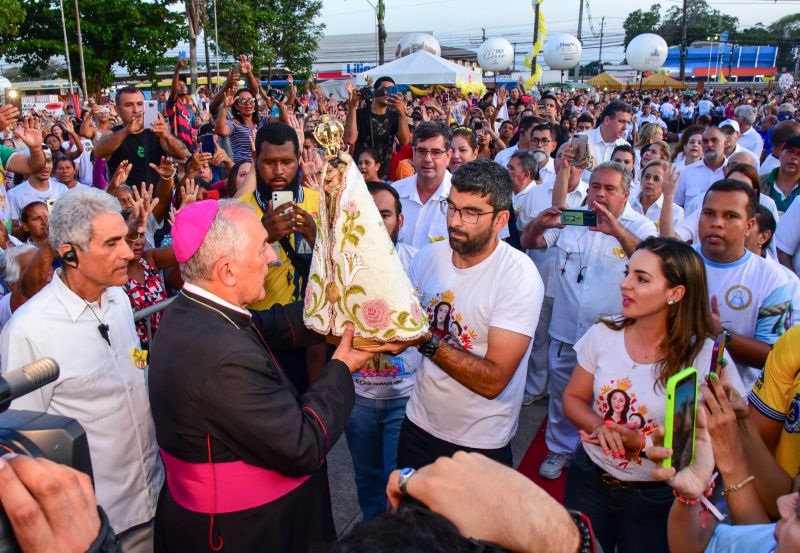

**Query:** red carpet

left=517, top=416, right=567, bottom=503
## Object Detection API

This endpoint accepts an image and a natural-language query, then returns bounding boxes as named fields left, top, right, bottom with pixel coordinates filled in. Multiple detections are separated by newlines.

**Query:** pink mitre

left=172, top=200, right=219, bottom=263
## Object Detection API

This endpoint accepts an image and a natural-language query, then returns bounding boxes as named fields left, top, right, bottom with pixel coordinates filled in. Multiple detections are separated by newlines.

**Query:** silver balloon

left=395, top=33, right=442, bottom=58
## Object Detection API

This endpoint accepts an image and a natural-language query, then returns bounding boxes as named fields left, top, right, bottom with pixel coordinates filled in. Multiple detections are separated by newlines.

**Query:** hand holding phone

left=663, top=367, right=698, bottom=471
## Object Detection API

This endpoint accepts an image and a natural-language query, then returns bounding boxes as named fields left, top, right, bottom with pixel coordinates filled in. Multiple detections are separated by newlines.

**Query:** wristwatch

left=397, top=467, right=416, bottom=496
left=417, top=333, right=440, bottom=358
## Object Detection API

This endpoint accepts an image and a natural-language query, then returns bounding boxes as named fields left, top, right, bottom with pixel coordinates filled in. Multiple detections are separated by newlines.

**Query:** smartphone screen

left=200, top=133, right=216, bottom=155
left=709, top=334, right=727, bottom=375
left=560, top=209, right=597, bottom=226
left=663, top=368, right=698, bottom=471
left=143, top=100, right=159, bottom=129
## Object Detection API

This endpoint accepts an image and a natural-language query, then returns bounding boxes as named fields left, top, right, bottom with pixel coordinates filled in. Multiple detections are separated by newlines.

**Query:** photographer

left=344, top=77, right=411, bottom=180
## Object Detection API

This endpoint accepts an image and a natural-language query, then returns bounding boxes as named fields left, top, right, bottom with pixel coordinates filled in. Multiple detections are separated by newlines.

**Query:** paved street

left=328, top=399, right=548, bottom=536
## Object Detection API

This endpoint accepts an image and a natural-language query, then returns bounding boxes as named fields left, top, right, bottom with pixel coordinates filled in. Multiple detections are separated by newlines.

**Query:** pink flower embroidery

left=304, top=291, right=313, bottom=311
left=345, top=201, right=358, bottom=217
left=361, top=299, right=391, bottom=330
left=410, top=302, right=423, bottom=324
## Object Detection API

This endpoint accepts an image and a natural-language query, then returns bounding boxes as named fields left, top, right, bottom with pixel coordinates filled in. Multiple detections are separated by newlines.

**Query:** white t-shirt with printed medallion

left=575, top=323, right=742, bottom=481
left=405, top=240, right=544, bottom=449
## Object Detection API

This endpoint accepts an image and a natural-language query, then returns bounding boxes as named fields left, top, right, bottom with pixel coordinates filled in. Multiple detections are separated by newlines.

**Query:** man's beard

left=704, top=150, right=720, bottom=163
left=448, top=225, right=494, bottom=256
left=255, top=169, right=301, bottom=200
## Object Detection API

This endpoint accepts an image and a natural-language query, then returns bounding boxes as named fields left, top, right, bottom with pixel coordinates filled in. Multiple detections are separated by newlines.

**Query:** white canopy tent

left=355, top=50, right=482, bottom=86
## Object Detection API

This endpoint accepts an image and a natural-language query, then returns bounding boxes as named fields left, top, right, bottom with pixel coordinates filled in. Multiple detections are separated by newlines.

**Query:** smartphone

left=441, top=92, right=449, bottom=103
left=663, top=367, right=699, bottom=471
left=231, top=62, right=242, bottom=76
left=709, top=333, right=727, bottom=375
left=387, top=85, right=400, bottom=97
left=46, top=198, right=56, bottom=214
left=473, top=120, right=483, bottom=130
left=268, top=88, right=287, bottom=103
left=200, top=133, right=216, bottom=154
left=560, top=209, right=598, bottom=227
left=570, top=134, right=589, bottom=166
left=272, top=190, right=293, bottom=211
left=143, top=100, right=159, bottom=129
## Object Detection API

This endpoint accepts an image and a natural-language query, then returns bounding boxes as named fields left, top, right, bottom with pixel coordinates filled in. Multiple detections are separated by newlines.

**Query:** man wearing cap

left=760, top=135, right=800, bottom=215
left=719, top=119, right=760, bottom=168
left=148, top=199, right=379, bottom=553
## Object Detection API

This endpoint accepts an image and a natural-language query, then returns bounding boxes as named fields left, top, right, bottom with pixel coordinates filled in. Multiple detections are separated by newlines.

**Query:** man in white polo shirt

left=735, top=104, right=765, bottom=160
left=519, top=143, right=590, bottom=406
left=1, top=188, right=163, bottom=551
left=523, top=161, right=657, bottom=479
left=675, top=126, right=728, bottom=211
left=395, top=121, right=453, bottom=248
left=579, top=100, right=632, bottom=166
left=397, top=159, right=544, bottom=469
left=494, top=116, right=538, bottom=168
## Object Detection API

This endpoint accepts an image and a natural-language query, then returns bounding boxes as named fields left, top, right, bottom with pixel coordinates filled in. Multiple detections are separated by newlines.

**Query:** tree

left=185, top=0, right=207, bottom=92
left=211, top=0, right=324, bottom=81
left=580, top=60, right=603, bottom=77
left=0, top=0, right=25, bottom=40
left=0, top=0, right=185, bottom=93
left=659, top=0, right=737, bottom=46
left=623, top=4, right=661, bottom=48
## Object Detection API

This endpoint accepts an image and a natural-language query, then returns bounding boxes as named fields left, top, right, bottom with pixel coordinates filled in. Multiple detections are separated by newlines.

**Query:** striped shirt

left=165, top=97, right=195, bottom=151
left=226, top=115, right=271, bottom=163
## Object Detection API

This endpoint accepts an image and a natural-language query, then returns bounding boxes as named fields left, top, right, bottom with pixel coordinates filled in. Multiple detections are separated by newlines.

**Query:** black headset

left=61, top=244, right=79, bottom=267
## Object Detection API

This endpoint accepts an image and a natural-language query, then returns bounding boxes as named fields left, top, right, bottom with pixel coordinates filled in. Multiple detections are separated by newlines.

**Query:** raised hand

left=126, top=113, right=144, bottom=135
left=239, top=54, right=252, bottom=75
left=130, top=182, right=159, bottom=234
left=110, top=160, right=133, bottom=189
left=179, top=178, right=200, bottom=210
left=147, top=156, right=176, bottom=181
left=0, top=104, right=20, bottom=130
left=13, top=117, right=45, bottom=149
left=222, top=88, right=236, bottom=108
left=662, top=165, right=680, bottom=200
left=286, top=112, right=304, bottom=150
left=149, top=112, right=169, bottom=139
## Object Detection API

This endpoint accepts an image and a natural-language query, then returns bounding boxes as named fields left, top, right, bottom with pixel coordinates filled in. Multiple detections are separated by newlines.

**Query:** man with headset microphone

left=521, top=161, right=656, bottom=480
left=0, top=187, right=163, bottom=553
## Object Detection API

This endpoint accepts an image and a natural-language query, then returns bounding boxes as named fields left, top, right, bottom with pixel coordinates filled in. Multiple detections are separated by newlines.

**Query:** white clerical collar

left=183, top=282, right=251, bottom=316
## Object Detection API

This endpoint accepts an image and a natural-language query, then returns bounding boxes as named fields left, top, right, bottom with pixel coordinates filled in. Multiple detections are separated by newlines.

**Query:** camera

left=360, top=86, right=374, bottom=103
left=0, top=359, right=93, bottom=553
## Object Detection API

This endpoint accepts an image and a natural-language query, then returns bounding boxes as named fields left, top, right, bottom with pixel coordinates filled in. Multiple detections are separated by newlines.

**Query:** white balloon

left=0, top=77, right=11, bottom=91
left=626, top=33, right=668, bottom=72
left=543, top=34, right=583, bottom=70
left=477, top=38, right=514, bottom=72
left=395, top=33, right=441, bottom=58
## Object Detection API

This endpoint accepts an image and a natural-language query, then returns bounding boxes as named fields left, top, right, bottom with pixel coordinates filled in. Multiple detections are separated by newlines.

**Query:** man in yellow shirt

left=749, top=326, right=800, bottom=477
left=240, top=122, right=319, bottom=310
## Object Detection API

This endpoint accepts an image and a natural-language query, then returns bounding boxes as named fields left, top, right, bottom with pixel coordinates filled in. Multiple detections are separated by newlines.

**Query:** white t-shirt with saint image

left=405, top=240, right=544, bottom=449
left=574, top=322, right=744, bottom=481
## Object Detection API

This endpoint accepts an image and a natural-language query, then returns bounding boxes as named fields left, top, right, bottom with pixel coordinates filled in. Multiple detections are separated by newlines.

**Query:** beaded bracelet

left=568, top=510, right=597, bottom=553
left=673, top=478, right=716, bottom=506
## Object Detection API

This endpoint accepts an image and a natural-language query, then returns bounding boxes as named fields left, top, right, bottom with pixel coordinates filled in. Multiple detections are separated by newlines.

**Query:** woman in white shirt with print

left=562, top=237, right=743, bottom=553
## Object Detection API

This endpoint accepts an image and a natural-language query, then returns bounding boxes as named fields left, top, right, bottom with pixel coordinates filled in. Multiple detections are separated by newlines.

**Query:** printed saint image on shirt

left=426, top=290, right=477, bottom=349
left=595, top=378, right=655, bottom=468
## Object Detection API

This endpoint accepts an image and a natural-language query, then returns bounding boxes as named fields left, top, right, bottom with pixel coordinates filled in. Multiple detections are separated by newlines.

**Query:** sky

left=320, top=0, right=800, bottom=64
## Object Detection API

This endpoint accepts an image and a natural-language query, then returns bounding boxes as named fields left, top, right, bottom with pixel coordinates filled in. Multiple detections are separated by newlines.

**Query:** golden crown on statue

left=313, top=115, right=345, bottom=160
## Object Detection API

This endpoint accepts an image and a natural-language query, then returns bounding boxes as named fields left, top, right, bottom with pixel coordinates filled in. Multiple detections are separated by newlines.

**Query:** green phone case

left=662, top=367, right=698, bottom=470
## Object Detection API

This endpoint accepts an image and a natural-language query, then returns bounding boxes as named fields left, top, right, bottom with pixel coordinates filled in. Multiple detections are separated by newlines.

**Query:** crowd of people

left=0, top=55, right=799, bottom=553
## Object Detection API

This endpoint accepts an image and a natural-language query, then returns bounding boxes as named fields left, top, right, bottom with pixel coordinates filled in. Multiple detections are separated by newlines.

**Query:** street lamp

left=706, top=35, right=719, bottom=83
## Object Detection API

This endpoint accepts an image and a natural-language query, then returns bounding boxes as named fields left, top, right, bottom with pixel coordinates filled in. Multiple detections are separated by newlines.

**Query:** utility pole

left=679, top=0, right=688, bottom=81
left=73, top=0, right=88, bottom=98
left=598, top=17, right=605, bottom=69
left=58, top=0, right=75, bottom=95
left=574, top=0, right=584, bottom=80
left=531, top=0, right=540, bottom=80
left=482, top=28, right=486, bottom=41
left=377, top=0, right=387, bottom=65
